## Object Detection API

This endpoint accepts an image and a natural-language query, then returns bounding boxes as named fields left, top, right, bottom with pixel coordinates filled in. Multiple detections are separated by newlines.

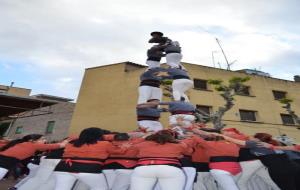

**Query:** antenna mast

left=216, top=38, right=231, bottom=70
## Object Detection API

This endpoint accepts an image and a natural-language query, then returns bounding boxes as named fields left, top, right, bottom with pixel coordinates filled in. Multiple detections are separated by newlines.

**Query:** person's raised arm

left=259, top=143, right=300, bottom=152
left=218, top=134, right=247, bottom=146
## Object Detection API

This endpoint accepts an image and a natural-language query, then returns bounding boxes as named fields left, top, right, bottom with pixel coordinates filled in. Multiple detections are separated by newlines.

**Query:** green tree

left=196, top=76, right=251, bottom=130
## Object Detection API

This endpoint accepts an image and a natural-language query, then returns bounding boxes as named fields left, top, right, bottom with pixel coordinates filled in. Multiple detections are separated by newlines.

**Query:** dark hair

left=254, top=133, right=280, bottom=146
left=145, top=130, right=178, bottom=144
left=73, top=127, right=105, bottom=147
left=102, top=129, right=112, bottom=134
left=0, top=134, right=43, bottom=151
left=150, top=31, right=163, bottom=37
left=200, top=128, right=221, bottom=133
left=204, top=135, right=225, bottom=141
left=114, top=133, right=130, bottom=141
left=254, top=133, right=272, bottom=142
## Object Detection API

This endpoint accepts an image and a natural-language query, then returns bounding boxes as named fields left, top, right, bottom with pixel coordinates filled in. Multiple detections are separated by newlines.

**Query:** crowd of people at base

left=0, top=126, right=300, bottom=190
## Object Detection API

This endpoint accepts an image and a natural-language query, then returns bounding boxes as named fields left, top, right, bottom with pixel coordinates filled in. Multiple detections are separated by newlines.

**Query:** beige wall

left=0, top=85, right=31, bottom=96
left=70, top=63, right=141, bottom=135
left=69, top=62, right=300, bottom=143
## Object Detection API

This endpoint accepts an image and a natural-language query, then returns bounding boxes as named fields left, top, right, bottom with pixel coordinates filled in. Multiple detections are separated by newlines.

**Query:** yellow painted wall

left=70, top=63, right=142, bottom=135
left=0, top=85, right=31, bottom=96
left=69, top=62, right=300, bottom=143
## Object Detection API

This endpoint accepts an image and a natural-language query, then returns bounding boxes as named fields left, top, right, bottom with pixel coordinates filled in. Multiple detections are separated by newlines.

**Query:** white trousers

left=72, top=180, right=90, bottom=190
left=138, top=120, right=163, bottom=132
left=210, top=169, right=239, bottom=190
left=18, top=158, right=61, bottom=190
left=112, top=169, right=133, bottom=190
left=130, top=165, right=185, bottom=190
left=169, top=114, right=196, bottom=127
left=138, top=86, right=162, bottom=104
left=194, top=172, right=218, bottom=190
left=153, top=167, right=194, bottom=190
left=255, top=166, right=280, bottom=190
left=247, top=175, right=272, bottom=190
left=166, top=53, right=182, bottom=68
left=15, top=163, right=39, bottom=189
left=146, top=60, right=161, bottom=69
left=237, top=160, right=280, bottom=190
left=103, top=169, right=116, bottom=189
left=0, top=167, right=8, bottom=180
left=54, top=171, right=108, bottom=190
left=183, top=167, right=196, bottom=190
left=172, top=79, right=193, bottom=102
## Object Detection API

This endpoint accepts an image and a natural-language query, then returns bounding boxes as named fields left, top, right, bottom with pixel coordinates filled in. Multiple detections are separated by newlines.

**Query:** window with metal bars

left=194, top=79, right=208, bottom=90
left=280, top=114, right=295, bottom=125
left=239, top=110, right=257, bottom=121
left=272, top=90, right=286, bottom=100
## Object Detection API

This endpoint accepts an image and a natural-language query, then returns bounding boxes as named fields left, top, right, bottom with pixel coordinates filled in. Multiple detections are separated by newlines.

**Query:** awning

left=0, top=93, right=59, bottom=118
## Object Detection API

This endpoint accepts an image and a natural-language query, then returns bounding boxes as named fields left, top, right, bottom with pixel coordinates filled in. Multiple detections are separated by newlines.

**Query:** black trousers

left=260, top=154, right=299, bottom=190
left=0, top=155, right=19, bottom=170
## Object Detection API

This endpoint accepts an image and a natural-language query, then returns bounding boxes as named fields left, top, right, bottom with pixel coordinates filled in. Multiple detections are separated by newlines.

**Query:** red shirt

left=223, top=133, right=249, bottom=141
left=132, top=141, right=192, bottom=158
left=192, top=136, right=240, bottom=158
left=0, top=142, right=61, bottom=160
left=192, top=136, right=241, bottom=175
left=192, top=145, right=209, bottom=163
left=105, top=139, right=142, bottom=168
left=0, top=140, right=9, bottom=149
left=63, top=141, right=123, bottom=159
left=294, top=145, right=300, bottom=151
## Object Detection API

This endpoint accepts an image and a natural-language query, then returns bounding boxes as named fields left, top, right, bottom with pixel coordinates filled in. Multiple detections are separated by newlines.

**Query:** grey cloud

left=1, top=0, right=300, bottom=98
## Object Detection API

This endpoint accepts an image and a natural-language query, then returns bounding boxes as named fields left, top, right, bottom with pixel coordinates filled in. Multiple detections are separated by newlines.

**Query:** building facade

left=69, top=62, right=300, bottom=143
left=3, top=101, right=75, bottom=141
left=0, top=83, right=75, bottom=141
left=0, top=84, right=31, bottom=96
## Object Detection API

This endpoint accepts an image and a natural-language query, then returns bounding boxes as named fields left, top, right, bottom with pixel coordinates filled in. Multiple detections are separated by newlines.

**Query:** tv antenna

left=216, top=38, right=236, bottom=70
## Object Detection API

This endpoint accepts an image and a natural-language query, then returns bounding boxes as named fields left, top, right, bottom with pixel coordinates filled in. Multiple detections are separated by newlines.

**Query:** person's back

left=63, top=141, right=113, bottom=160
left=165, top=41, right=181, bottom=54
left=166, top=101, right=195, bottom=113
left=134, top=140, right=191, bottom=158
left=140, top=67, right=166, bottom=81
left=130, top=130, right=192, bottom=190
left=0, top=142, right=60, bottom=160
left=167, top=67, right=189, bottom=79
left=53, top=127, right=115, bottom=190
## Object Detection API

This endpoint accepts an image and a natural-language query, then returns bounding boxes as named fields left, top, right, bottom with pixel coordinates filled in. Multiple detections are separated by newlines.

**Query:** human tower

left=136, top=31, right=196, bottom=136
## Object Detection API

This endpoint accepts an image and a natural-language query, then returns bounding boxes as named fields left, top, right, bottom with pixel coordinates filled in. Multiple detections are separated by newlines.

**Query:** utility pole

left=216, top=38, right=231, bottom=70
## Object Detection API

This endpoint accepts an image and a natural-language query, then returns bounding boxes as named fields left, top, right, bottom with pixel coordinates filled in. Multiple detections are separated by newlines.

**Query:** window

left=239, top=110, right=257, bottom=121
left=235, top=86, right=250, bottom=96
left=0, top=122, right=10, bottom=136
left=272, top=90, right=286, bottom=100
left=196, top=105, right=212, bottom=115
left=15, top=126, right=23, bottom=134
left=281, top=114, right=295, bottom=125
left=46, top=121, right=55, bottom=134
left=194, top=79, right=208, bottom=90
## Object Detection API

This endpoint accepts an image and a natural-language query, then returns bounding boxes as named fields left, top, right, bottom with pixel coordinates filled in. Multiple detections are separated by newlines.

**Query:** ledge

left=193, top=88, right=213, bottom=92
left=236, top=94, right=256, bottom=97
left=239, top=120, right=264, bottom=124
left=283, top=124, right=300, bottom=127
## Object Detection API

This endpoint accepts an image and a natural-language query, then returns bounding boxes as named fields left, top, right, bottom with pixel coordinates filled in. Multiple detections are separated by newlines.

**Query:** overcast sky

left=1, top=0, right=300, bottom=99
